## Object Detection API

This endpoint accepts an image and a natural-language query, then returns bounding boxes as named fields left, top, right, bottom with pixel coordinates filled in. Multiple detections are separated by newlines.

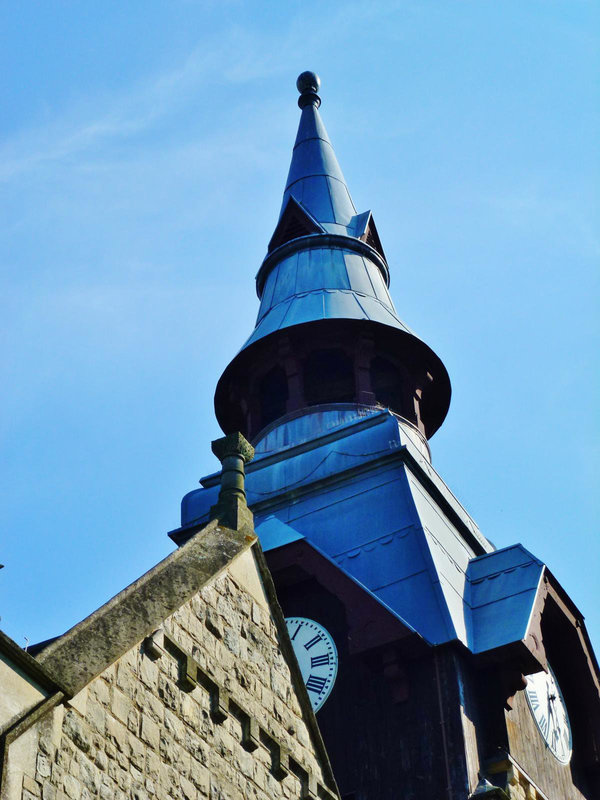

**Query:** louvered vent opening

left=365, top=227, right=378, bottom=251
left=268, top=199, right=322, bottom=252
left=280, top=215, right=312, bottom=244
left=359, top=217, right=386, bottom=264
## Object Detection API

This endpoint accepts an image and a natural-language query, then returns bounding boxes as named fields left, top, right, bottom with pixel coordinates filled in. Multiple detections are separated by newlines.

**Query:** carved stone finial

left=297, top=70, right=321, bottom=109
left=211, top=432, right=254, bottom=464
left=209, top=432, right=254, bottom=531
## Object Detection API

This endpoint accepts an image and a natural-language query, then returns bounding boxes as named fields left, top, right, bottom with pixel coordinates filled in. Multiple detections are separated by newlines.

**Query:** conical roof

left=279, top=72, right=357, bottom=236
left=214, top=73, right=451, bottom=443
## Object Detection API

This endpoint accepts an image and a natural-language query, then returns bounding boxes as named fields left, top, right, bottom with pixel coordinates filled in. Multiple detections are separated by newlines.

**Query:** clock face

left=525, top=664, right=572, bottom=764
left=285, top=617, right=338, bottom=712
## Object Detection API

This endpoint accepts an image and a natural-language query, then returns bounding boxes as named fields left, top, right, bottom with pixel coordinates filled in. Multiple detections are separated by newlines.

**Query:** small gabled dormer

left=353, top=210, right=386, bottom=264
left=268, top=196, right=324, bottom=252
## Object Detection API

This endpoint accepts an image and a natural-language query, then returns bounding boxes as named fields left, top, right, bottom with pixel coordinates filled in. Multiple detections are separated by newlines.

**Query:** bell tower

left=172, top=74, right=600, bottom=799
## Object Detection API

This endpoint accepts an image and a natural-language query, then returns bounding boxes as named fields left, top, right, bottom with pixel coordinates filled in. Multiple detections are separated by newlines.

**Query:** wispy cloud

left=0, top=5, right=367, bottom=183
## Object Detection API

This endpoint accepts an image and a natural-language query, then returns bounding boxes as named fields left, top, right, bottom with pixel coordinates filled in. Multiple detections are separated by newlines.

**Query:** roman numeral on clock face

left=306, top=675, right=327, bottom=694
left=304, top=635, right=323, bottom=650
left=528, top=689, right=539, bottom=709
left=285, top=617, right=339, bottom=713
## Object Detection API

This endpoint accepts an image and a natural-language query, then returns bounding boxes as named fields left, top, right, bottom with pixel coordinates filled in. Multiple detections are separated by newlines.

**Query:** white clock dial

left=285, top=617, right=338, bottom=712
left=525, top=664, right=572, bottom=764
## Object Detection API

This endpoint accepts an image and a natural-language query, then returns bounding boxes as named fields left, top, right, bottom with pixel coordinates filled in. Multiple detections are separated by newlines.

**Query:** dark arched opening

left=303, top=349, right=355, bottom=407
left=259, top=365, right=289, bottom=430
left=370, top=356, right=404, bottom=415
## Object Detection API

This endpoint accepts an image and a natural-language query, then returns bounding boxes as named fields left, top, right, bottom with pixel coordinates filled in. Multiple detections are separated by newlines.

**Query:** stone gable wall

left=10, top=555, right=334, bottom=800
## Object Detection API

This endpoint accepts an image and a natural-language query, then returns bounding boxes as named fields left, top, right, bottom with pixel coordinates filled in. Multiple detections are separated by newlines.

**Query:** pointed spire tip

left=297, top=71, right=321, bottom=109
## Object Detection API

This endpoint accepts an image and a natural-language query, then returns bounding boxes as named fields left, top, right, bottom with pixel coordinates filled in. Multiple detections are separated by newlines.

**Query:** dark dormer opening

left=358, top=214, right=386, bottom=265
left=259, top=365, right=289, bottom=430
left=303, top=349, right=354, bottom=406
left=268, top=196, right=323, bottom=252
left=370, top=356, right=404, bottom=416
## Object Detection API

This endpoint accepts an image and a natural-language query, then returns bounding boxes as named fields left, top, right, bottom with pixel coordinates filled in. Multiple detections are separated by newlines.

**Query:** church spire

left=215, top=73, right=451, bottom=448
left=274, top=71, right=357, bottom=240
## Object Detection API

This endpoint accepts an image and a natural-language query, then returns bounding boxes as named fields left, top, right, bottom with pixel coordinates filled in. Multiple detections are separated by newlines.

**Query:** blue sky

left=1, top=1, right=598, bottom=656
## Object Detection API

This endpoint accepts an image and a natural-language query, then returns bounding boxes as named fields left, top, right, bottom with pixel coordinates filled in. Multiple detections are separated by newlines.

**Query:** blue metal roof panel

left=282, top=102, right=357, bottom=230
left=468, top=543, right=541, bottom=580
left=470, top=562, right=542, bottom=610
left=351, top=210, right=371, bottom=238
left=251, top=287, right=415, bottom=347
left=322, top=289, right=364, bottom=320
left=285, top=140, right=341, bottom=188
left=344, top=252, right=375, bottom=296
left=330, top=248, right=352, bottom=290
left=326, top=176, right=356, bottom=226
left=335, top=526, right=427, bottom=588
left=246, top=298, right=293, bottom=344
left=178, top=410, right=502, bottom=651
left=260, top=248, right=395, bottom=325
left=256, top=516, right=305, bottom=551
left=365, top=260, right=394, bottom=307
left=469, top=588, right=540, bottom=654
left=294, top=248, right=313, bottom=294
left=376, top=570, right=455, bottom=645
left=405, top=468, right=485, bottom=647
left=292, top=100, right=329, bottom=147
left=254, top=406, right=381, bottom=455
left=271, top=252, right=298, bottom=307
left=283, top=291, right=326, bottom=327
left=354, top=295, right=411, bottom=331
left=258, top=263, right=278, bottom=320
left=320, top=222, right=354, bottom=236
left=466, top=545, right=544, bottom=654
left=247, top=433, right=398, bottom=505
left=286, top=176, right=335, bottom=224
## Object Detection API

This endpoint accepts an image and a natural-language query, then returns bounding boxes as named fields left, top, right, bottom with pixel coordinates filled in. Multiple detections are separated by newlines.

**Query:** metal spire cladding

left=278, top=71, right=357, bottom=237
left=214, top=73, right=451, bottom=446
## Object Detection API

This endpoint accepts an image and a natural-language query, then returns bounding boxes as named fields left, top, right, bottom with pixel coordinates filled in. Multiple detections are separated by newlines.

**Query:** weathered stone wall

left=7, top=550, right=334, bottom=800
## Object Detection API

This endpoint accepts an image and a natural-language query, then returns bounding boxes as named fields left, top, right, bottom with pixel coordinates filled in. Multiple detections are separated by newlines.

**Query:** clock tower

left=170, top=73, right=600, bottom=799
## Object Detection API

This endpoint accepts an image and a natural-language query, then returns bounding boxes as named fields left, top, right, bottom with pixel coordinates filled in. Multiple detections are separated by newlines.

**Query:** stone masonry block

left=63, top=775, right=81, bottom=800
left=141, top=715, right=160, bottom=751
left=63, top=711, right=92, bottom=755
left=105, top=714, right=128, bottom=753
left=128, top=734, right=146, bottom=771
left=23, top=775, right=42, bottom=796
left=190, top=760, right=210, bottom=795
left=127, top=708, right=140, bottom=734
left=41, top=782, right=59, bottom=800
left=145, top=749, right=160, bottom=782
left=86, top=700, right=106, bottom=737
left=111, top=688, right=133, bottom=725
left=91, top=679, right=110, bottom=707
left=77, top=754, right=99, bottom=795
left=180, top=775, right=196, bottom=800
left=140, top=657, right=159, bottom=691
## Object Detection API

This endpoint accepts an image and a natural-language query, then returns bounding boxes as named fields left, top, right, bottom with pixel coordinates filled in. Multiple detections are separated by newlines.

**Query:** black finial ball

left=297, top=71, right=321, bottom=95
